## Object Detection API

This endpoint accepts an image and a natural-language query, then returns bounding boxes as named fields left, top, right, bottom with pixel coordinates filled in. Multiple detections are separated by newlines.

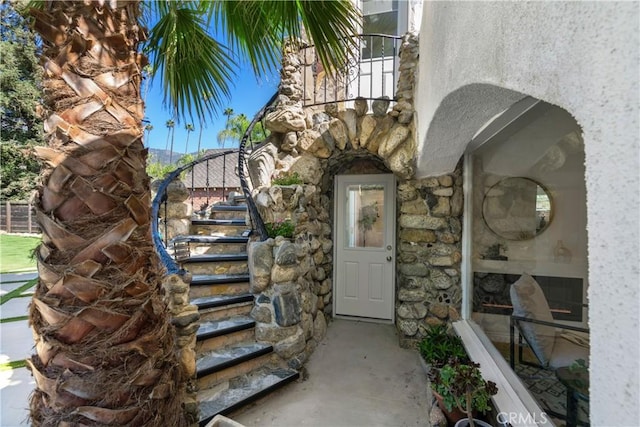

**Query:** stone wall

left=163, top=273, right=199, bottom=424
left=248, top=184, right=333, bottom=367
left=151, top=179, right=192, bottom=241
left=246, top=32, right=463, bottom=354
left=395, top=167, right=464, bottom=347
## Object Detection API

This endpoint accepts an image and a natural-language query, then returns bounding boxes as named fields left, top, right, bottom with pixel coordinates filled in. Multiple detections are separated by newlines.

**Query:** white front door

left=334, top=174, right=395, bottom=320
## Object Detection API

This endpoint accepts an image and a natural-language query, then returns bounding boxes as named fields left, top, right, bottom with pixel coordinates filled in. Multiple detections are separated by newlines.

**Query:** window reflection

left=362, top=0, right=398, bottom=59
left=345, top=184, right=384, bottom=248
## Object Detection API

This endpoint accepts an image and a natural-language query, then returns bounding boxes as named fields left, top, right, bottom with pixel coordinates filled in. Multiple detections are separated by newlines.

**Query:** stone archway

left=245, top=32, right=469, bottom=358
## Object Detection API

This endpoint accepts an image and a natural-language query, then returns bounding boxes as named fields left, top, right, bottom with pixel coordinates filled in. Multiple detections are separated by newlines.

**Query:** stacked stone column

left=163, top=273, right=200, bottom=425
left=396, top=168, right=464, bottom=347
left=248, top=184, right=333, bottom=368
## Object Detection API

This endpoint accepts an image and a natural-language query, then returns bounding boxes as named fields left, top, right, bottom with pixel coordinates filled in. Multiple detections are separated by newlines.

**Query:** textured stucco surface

left=415, top=2, right=639, bottom=424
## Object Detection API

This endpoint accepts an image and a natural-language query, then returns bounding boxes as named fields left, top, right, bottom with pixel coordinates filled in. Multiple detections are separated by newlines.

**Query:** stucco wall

left=415, top=2, right=639, bottom=424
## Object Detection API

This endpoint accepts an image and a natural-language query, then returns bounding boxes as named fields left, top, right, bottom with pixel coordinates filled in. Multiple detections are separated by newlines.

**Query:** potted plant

left=418, top=324, right=469, bottom=370
left=429, top=358, right=498, bottom=427
left=419, top=325, right=471, bottom=425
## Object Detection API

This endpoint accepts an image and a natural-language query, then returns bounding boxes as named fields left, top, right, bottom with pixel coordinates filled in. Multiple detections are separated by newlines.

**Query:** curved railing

left=238, top=92, right=279, bottom=241
left=151, top=149, right=239, bottom=274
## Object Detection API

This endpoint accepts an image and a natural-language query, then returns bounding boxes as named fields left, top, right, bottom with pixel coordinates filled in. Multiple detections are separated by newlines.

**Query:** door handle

left=386, top=256, right=392, bottom=262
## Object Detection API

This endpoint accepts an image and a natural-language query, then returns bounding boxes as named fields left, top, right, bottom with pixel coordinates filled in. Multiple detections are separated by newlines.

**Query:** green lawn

left=0, top=234, right=40, bottom=273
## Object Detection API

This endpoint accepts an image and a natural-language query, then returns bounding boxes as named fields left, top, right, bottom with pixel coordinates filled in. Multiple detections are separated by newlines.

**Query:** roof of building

left=182, top=149, right=241, bottom=189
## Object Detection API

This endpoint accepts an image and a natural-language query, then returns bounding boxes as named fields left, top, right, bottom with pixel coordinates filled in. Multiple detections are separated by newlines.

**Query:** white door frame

left=333, top=174, right=396, bottom=323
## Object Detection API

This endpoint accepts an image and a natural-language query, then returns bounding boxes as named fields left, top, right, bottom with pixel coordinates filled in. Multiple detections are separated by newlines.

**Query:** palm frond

left=215, top=0, right=360, bottom=77
left=146, top=1, right=236, bottom=124
left=146, top=0, right=359, bottom=124
left=295, top=0, right=361, bottom=74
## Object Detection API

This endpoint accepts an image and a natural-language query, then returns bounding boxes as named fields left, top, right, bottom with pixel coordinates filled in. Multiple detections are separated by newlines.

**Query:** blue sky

left=141, top=61, right=278, bottom=155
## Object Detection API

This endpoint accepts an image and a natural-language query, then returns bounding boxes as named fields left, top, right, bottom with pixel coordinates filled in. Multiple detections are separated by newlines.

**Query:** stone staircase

left=175, top=204, right=299, bottom=426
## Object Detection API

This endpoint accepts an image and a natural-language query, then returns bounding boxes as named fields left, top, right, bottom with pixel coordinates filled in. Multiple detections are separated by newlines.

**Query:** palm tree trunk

left=29, top=1, right=185, bottom=425
left=170, top=126, right=176, bottom=163
left=196, top=126, right=203, bottom=156
left=165, top=128, right=172, bottom=152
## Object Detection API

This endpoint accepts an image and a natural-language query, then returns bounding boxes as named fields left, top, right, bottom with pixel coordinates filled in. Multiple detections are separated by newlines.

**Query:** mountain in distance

left=147, top=148, right=182, bottom=165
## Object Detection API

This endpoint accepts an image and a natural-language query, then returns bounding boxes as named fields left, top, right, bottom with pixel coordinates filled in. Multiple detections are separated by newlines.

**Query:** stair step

left=174, top=235, right=249, bottom=245
left=192, top=274, right=250, bottom=286
left=183, top=253, right=250, bottom=277
left=197, top=317, right=255, bottom=341
left=191, top=226, right=251, bottom=238
left=188, top=270, right=250, bottom=284
left=192, top=294, right=254, bottom=310
left=196, top=343, right=273, bottom=379
left=211, top=205, right=248, bottom=212
left=184, top=253, right=248, bottom=264
left=196, top=325, right=256, bottom=354
left=190, top=277, right=250, bottom=299
left=191, top=219, right=247, bottom=226
left=198, top=368, right=300, bottom=426
left=198, top=300, right=253, bottom=323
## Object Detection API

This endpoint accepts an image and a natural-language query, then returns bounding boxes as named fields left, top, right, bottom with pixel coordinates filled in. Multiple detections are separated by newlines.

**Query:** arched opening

left=322, top=150, right=398, bottom=322
left=458, top=96, right=589, bottom=425
left=417, top=83, right=529, bottom=177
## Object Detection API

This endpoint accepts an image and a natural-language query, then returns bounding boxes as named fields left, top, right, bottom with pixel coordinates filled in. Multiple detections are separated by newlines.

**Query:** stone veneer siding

left=246, top=32, right=463, bottom=366
left=394, top=167, right=463, bottom=348
left=248, top=183, right=333, bottom=369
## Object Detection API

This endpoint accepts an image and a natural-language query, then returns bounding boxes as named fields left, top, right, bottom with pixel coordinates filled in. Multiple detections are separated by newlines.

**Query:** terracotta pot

left=454, top=418, right=493, bottom=427
left=432, top=390, right=469, bottom=426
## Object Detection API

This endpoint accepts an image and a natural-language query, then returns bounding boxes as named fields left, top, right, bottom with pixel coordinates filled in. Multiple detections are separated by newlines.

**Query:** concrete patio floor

left=231, top=319, right=432, bottom=427
left=2, top=274, right=431, bottom=427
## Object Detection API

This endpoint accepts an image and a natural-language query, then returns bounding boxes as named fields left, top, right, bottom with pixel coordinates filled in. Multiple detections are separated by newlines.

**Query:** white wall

left=415, top=2, right=640, bottom=425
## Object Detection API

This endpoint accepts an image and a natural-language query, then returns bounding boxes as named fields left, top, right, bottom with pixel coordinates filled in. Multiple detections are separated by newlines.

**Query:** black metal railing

left=238, top=92, right=279, bottom=241
left=301, top=34, right=402, bottom=107
left=151, top=149, right=238, bottom=274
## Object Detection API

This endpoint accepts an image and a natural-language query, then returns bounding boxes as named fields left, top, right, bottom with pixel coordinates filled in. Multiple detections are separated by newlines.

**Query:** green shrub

left=418, top=324, right=469, bottom=369
left=272, top=172, right=302, bottom=186
left=265, top=219, right=295, bottom=238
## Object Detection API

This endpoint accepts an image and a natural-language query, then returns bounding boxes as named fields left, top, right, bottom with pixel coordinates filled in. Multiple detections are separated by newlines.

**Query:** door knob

left=386, top=256, right=392, bottom=262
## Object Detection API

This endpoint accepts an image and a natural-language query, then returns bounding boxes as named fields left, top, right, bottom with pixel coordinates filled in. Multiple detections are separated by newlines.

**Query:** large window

left=470, top=102, right=588, bottom=337
left=462, top=100, right=590, bottom=425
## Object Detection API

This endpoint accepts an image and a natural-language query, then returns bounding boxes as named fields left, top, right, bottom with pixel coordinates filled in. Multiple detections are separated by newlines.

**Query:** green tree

left=217, top=112, right=269, bottom=147
left=24, top=1, right=359, bottom=425
left=0, top=2, right=43, bottom=200
left=146, top=152, right=173, bottom=180
left=220, top=107, right=234, bottom=147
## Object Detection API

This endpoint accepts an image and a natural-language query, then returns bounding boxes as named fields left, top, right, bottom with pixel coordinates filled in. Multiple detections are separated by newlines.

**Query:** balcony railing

left=300, top=34, right=402, bottom=107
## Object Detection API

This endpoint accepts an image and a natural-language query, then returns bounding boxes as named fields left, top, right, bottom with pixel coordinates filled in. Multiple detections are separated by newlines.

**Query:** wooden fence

left=0, top=201, right=40, bottom=234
